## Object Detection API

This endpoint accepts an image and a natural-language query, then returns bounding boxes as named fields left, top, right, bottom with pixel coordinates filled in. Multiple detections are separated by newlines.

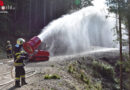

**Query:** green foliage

left=94, top=81, right=102, bottom=90
left=113, top=84, right=120, bottom=90
left=80, top=70, right=103, bottom=90
left=44, top=74, right=60, bottom=79
left=80, top=0, right=93, bottom=7
left=67, top=61, right=103, bottom=90
left=92, top=60, right=115, bottom=81
left=123, top=53, right=130, bottom=72
left=68, top=64, right=75, bottom=73
left=115, top=53, right=130, bottom=90
left=115, top=60, right=126, bottom=73
left=93, top=70, right=101, bottom=78
left=106, top=0, right=129, bottom=46
left=75, top=0, right=81, bottom=5
left=116, top=53, right=130, bottom=73
left=80, top=71, right=90, bottom=84
left=72, top=0, right=93, bottom=9
left=51, top=88, right=55, bottom=90
left=106, top=0, right=128, bottom=14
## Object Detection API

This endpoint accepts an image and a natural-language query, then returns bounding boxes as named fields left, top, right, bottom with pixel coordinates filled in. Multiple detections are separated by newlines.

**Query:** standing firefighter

left=6, top=40, right=13, bottom=58
left=14, top=38, right=28, bottom=87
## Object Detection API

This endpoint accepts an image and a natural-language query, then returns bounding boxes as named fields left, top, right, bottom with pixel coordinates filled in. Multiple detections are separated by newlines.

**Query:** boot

left=10, top=55, right=13, bottom=58
left=15, top=81, right=21, bottom=87
left=7, top=55, right=9, bottom=59
left=21, top=78, right=27, bottom=86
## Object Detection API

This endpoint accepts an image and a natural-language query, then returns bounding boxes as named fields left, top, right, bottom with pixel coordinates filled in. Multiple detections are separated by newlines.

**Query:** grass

left=92, top=60, right=115, bottom=81
left=68, top=62, right=103, bottom=90
left=80, top=71, right=90, bottom=85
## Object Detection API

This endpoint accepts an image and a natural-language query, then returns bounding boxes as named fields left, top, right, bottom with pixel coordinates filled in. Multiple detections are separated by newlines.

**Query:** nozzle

left=23, top=36, right=41, bottom=54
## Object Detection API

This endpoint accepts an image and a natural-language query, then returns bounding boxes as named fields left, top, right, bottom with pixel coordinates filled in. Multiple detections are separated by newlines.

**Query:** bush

left=94, top=81, right=102, bottom=90
left=123, top=54, right=130, bottom=72
left=68, top=64, right=75, bottom=73
left=51, top=65, right=54, bottom=67
left=92, top=60, right=115, bottom=81
left=80, top=71, right=90, bottom=84
left=44, top=74, right=60, bottom=79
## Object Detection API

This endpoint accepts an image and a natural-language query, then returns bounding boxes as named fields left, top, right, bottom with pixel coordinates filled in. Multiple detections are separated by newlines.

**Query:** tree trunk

left=128, top=18, right=130, bottom=57
left=127, top=2, right=130, bottom=89
left=128, top=0, right=130, bottom=57
left=118, top=0, right=123, bottom=90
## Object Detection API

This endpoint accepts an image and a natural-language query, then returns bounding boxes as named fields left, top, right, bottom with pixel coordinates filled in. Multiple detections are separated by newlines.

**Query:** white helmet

left=17, top=38, right=25, bottom=45
left=7, top=40, right=10, bottom=44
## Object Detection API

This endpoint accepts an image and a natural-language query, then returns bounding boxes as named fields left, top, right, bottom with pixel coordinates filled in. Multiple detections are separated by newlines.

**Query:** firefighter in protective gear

left=6, top=40, right=13, bottom=58
left=14, top=38, right=28, bottom=87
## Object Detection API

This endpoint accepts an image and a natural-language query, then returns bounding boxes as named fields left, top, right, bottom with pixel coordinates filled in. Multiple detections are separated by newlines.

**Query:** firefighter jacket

left=14, top=44, right=28, bottom=67
left=6, top=43, right=12, bottom=51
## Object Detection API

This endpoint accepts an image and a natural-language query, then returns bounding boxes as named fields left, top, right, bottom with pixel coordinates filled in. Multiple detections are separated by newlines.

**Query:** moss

left=44, top=74, right=60, bottom=79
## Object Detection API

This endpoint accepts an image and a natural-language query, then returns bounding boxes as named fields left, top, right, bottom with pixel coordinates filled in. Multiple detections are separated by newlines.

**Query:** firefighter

left=14, top=38, right=28, bottom=87
left=6, top=40, right=13, bottom=59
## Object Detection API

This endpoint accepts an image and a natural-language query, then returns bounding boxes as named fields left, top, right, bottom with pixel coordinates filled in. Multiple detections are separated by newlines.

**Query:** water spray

left=38, top=6, right=116, bottom=56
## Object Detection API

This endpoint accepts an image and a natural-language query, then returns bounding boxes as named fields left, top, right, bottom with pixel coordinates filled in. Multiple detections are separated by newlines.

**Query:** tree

left=127, top=1, right=130, bottom=56
left=81, top=0, right=93, bottom=7
left=106, top=0, right=129, bottom=90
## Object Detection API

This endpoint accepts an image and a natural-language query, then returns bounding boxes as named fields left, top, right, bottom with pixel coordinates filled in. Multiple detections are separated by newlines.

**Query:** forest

left=0, top=0, right=92, bottom=48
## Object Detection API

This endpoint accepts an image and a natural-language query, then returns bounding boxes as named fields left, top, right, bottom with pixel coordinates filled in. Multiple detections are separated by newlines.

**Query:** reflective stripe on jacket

left=14, top=63, right=24, bottom=66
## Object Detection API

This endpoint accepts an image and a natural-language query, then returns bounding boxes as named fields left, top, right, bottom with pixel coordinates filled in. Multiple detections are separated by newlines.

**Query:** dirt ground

left=0, top=48, right=119, bottom=90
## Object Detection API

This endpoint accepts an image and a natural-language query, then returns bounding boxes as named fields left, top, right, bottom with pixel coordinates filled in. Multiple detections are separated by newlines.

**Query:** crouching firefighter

left=14, top=38, right=28, bottom=87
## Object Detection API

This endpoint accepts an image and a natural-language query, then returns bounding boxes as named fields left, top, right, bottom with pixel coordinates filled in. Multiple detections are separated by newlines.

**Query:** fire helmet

left=17, top=38, right=25, bottom=45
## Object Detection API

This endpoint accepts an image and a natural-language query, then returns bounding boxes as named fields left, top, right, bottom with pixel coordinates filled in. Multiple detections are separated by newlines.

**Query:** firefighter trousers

left=6, top=50, right=12, bottom=58
left=15, top=66, right=25, bottom=81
